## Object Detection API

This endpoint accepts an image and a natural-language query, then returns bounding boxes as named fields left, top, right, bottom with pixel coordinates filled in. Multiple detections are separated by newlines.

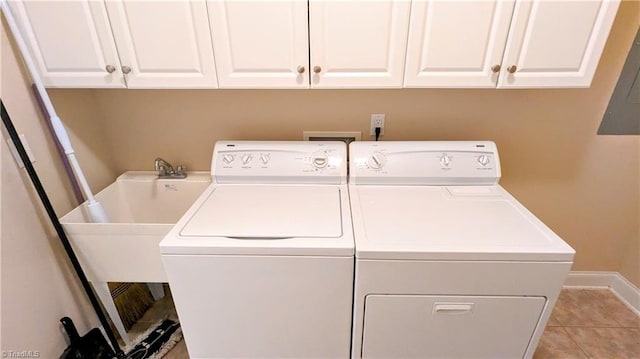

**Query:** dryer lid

left=352, top=185, right=575, bottom=261
left=180, top=185, right=343, bottom=238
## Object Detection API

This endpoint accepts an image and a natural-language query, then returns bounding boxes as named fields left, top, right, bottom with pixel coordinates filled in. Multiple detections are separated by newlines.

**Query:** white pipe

left=1, top=0, right=109, bottom=223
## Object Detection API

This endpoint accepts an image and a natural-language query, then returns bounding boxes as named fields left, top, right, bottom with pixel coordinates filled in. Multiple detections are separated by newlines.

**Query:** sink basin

left=60, top=171, right=210, bottom=282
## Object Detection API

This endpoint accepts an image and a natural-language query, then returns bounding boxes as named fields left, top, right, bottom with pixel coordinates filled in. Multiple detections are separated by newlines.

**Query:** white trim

left=611, top=274, right=640, bottom=317
left=565, top=271, right=640, bottom=316
left=565, top=271, right=619, bottom=288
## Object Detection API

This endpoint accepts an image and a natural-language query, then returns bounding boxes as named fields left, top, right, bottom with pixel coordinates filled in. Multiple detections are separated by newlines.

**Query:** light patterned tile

left=565, top=327, right=640, bottom=359
left=592, top=290, right=640, bottom=328
left=533, top=327, right=588, bottom=359
left=546, top=311, right=563, bottom=327
left=553, top=289, right=623, bottom=327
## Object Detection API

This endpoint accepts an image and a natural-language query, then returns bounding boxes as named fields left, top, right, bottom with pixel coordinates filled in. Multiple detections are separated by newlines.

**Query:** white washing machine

left=349, top=141, right=575, bottom=359
left=160, top=141, right=354, bottom=358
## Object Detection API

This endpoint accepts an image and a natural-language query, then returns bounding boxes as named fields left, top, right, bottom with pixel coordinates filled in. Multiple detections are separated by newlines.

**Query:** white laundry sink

left=60, top=171, right=210, bottom=283
left=60, top=171, right=210, bottom=343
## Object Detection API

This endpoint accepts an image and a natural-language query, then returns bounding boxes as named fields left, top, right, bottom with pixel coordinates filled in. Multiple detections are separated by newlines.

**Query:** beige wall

left=1, top=17, right=113, bottom=356
left=48, top=1, right=639, bottom=287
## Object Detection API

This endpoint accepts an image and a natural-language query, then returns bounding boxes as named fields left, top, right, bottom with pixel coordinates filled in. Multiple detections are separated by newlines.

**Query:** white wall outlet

left=370, top=114, right=385, bottom=136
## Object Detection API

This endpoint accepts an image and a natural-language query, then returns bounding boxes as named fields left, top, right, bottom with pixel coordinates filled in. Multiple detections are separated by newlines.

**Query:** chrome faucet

left=154, top=157, right=187, bottom=179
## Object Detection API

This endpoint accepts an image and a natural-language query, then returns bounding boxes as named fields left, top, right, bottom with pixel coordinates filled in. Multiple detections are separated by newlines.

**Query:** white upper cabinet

left=207, top=0, right=410, bottom=89
left=498, top=0, right=620, bottom=88
left=405, top=0, right=620, bottom=89
left=8, top=0, right=217, bottom=88
left=105, top=0, right=218, bottom=88
left=8, top=0, right=620, bottom=89
left=309, top=1, right=411, bottom=88
left=8, top=0, right=124, bottom=88
left=404, top=0, right=515, bottom=88
left=207, top=1, right=309, bottom=89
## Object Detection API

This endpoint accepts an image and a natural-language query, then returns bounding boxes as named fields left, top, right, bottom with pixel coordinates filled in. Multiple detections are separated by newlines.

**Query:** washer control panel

left=350, top=141, right=501, bottom=185
left=212, top=141, right=347, bottom=184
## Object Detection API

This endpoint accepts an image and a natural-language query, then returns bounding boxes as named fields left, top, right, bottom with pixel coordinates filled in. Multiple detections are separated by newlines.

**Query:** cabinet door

left=207, top=1, right=309, bottom=89
left=105, top=0, right=218, bottom=88
left=309, top=1, right=410, bottom=88
left=404, top=0, right=515, bottom=88
left=7, top=0, right=124, bottom=88
left=498, top=0, right=620, bottom=88
left=362, top=295, right=545, bottom=358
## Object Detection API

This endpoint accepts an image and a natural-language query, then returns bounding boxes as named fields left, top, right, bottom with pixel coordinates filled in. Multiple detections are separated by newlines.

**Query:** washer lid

left=352, top=186, right=575, bottom=261
left=180, top=185, right=342, bottom=238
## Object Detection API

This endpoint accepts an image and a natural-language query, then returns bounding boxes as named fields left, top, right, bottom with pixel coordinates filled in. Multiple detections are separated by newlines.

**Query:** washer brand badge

left=164, top=184, right=178, bottom=191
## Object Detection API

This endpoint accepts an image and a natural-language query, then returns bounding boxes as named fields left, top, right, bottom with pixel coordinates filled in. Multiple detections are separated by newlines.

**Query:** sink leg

left=147, top=283, right=165, bottom=301
left=93, top=281, right=129, bottom=345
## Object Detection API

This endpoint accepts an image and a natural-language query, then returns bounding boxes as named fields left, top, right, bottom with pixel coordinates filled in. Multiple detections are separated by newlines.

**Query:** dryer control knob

left=478, top=155, right=490, bottom=166
left=312, top=152, right=328, bottom=168
left=440, top=154, right=451, bottom=167
left=368, top=152, right=386, bottom=170
left=241, top=154, right=252, bottom=165
left=222, top=154, right=235, bottom=164
left=260, top=153, right=270, bottom=165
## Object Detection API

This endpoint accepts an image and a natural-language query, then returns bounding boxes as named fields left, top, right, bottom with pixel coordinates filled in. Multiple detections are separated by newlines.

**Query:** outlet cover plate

left=370, top=114, right=385, bottom=136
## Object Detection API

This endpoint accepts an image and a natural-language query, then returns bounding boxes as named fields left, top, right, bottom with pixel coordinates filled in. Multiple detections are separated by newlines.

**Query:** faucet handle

left=176, top=165, right=186, bottom=175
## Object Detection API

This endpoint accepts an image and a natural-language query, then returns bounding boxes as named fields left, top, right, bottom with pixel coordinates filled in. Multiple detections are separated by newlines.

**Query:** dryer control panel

left=212, top=141, right=347, bottom=184
left=350, top=141, right=501, bottom=185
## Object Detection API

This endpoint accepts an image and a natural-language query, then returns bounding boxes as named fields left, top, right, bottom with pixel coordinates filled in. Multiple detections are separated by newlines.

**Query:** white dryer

left=160, top=141, right=354, bottom=358
left=349, top=141, right=575, bottom=359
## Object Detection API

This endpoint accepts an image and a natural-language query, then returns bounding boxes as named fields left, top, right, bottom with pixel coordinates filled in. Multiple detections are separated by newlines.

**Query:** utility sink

left=60, top=171, right=210, bottom=343
left=60, top=171, right=210, bottom=283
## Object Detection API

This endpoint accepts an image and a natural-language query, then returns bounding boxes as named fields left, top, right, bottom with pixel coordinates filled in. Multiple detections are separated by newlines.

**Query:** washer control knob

left=368, top=152, right=386, bottom=170
left=260, top=153, right=270, bottom=165
left=241, top=154, right=252, bottom=165
left=312, top=152, right=328, bottom=168
left=478, top=155, right=490, bottom=166
left=222, top=154, right=235, bottom=164
left=440, top=154, right=451, bottom=167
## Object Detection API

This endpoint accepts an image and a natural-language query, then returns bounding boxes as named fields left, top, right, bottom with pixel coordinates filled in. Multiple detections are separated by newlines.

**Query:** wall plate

left=303, top=131, right=361, bottom=144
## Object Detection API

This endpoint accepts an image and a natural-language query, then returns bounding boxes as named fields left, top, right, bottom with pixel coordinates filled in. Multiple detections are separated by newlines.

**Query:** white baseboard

left=565, top=271, right=640, bottom=316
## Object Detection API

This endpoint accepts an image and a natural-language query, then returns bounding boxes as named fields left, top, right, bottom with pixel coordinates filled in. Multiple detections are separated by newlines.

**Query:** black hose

left=1, top=99, right=124, bottom=357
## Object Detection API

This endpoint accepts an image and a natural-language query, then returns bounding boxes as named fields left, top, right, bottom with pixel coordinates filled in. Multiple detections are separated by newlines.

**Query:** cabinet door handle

left=122, top=66, right=132, bottom=74
left=434, top=303, right=474, bottom=314
left=507, top=65, right=517, bottom=74
left=297, top=65, right=305, bottom=74
left=313, top=66, right=322, bottom=74
left=491, top=64, right=501, bottom=73
left=105, top=65, right=116, bottom=73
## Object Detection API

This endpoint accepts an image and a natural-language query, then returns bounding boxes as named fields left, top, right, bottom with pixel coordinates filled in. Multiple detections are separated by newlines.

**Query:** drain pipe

left=1, top=0, right=109, bottom=222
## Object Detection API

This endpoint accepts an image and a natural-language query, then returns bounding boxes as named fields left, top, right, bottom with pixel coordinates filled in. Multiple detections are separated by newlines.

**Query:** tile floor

left=133, top=288, right=639, bottom=358
left=533, top=289, right=639, bottom=359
